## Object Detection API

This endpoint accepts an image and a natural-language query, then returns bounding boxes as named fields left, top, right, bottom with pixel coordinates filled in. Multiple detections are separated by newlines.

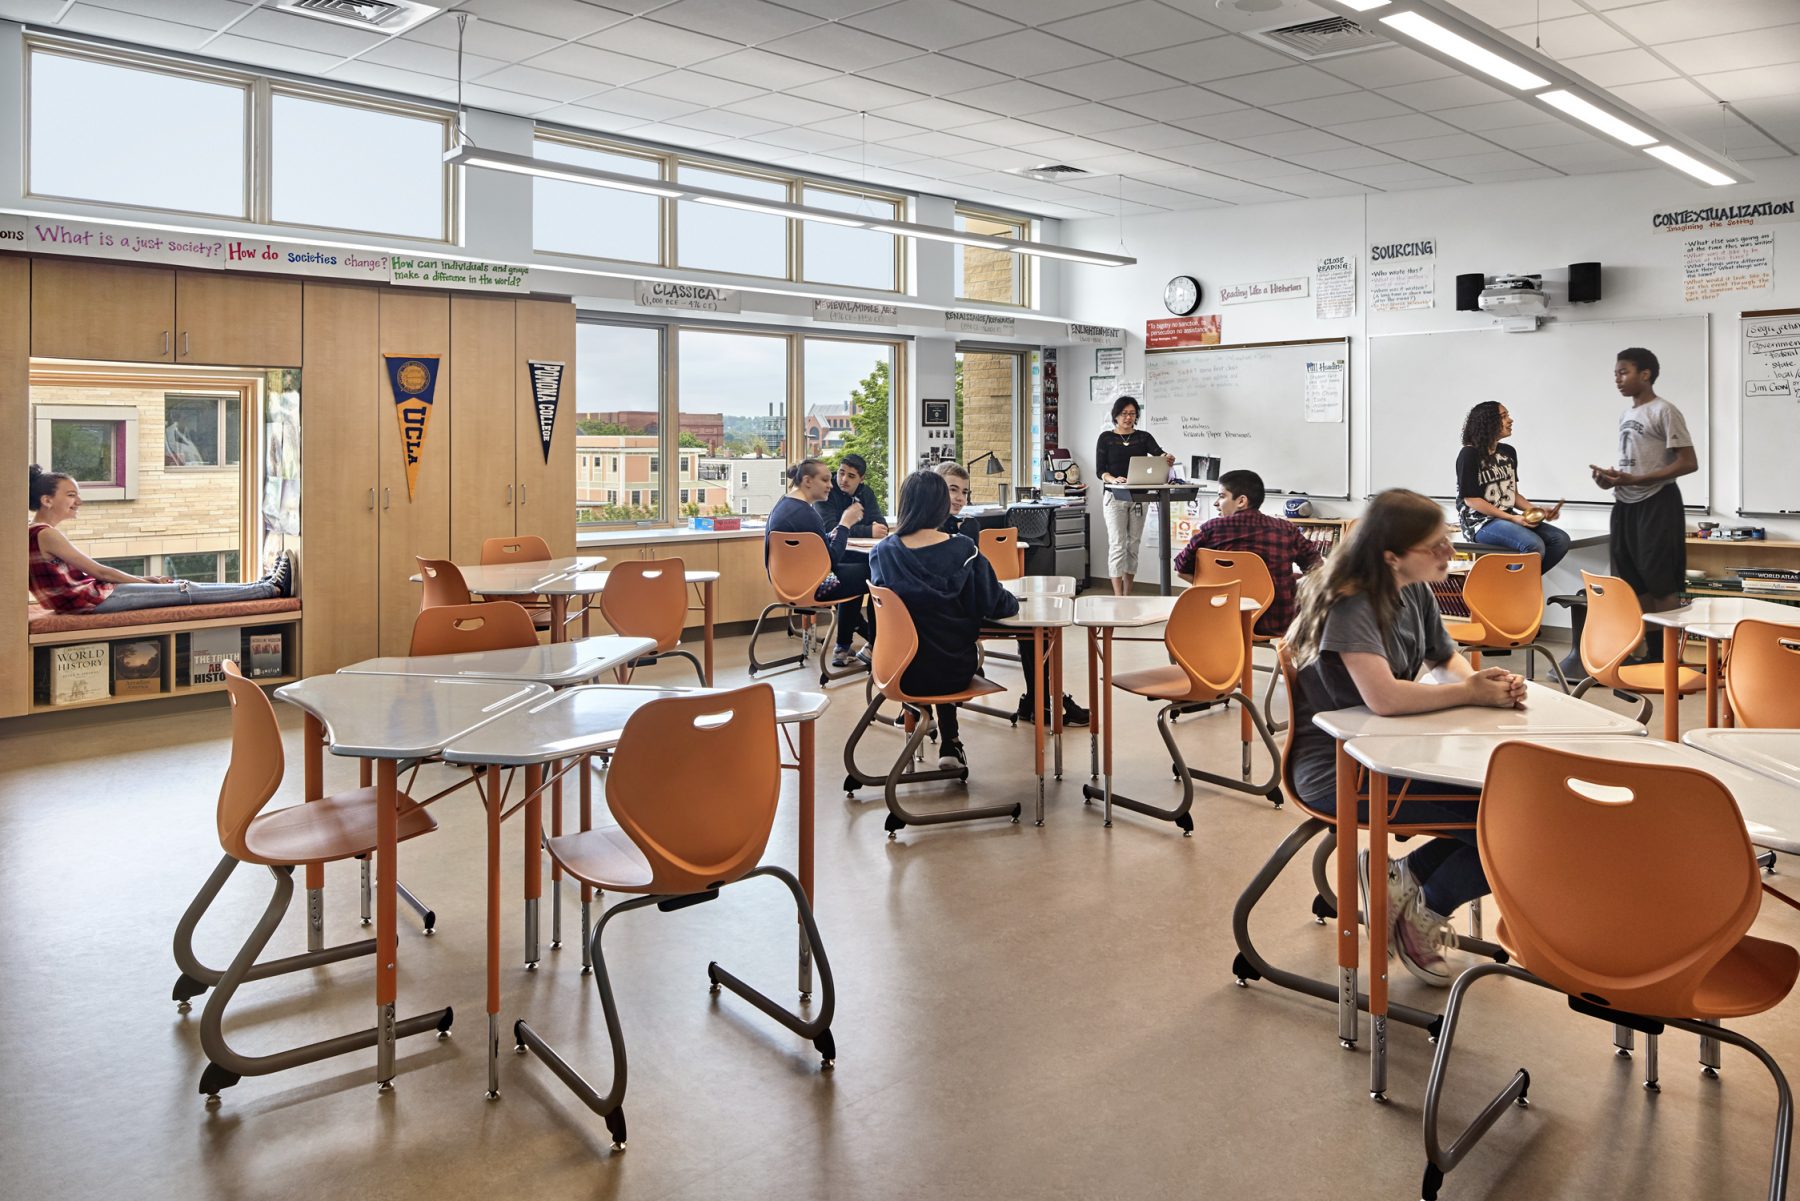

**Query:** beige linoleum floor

left=1, top=630, right=1794, bottom=1201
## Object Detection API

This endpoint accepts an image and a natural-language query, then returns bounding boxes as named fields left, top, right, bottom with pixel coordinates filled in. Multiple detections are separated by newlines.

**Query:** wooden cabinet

left=176, top=271, right=302, bottom=366
left=31, top=259, right=174, bottom=362
left=716, top=536, right=772, bottom=625
left=449, top=293, right=517, bottom=563
left=1, top=256, right=31, bottom=717
left=515, top=298, right=577, bottom=555
left=377, top=289, right=453, bottom=656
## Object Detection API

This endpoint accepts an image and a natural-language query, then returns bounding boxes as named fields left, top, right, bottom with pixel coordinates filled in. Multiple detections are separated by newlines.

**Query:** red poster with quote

left=1145, top=315, right=1221, bottom=349
left=384, top=354, right=441, bottom=499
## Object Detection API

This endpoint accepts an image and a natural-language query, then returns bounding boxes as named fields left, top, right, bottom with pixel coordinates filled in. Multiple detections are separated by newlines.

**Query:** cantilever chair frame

left=747, top=532, right=869, bottom=686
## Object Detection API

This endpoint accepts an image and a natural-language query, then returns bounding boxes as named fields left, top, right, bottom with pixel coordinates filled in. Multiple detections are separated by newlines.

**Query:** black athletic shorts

left=1610, top=483, right=1685, bottom=599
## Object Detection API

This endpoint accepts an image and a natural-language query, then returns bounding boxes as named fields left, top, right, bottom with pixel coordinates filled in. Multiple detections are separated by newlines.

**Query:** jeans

left=819, top=559, right=871, bottom=649
left=89, top=579, right=278, bottom=614
left=1300, top=785, right=1488, bottom=918
left=1472, top=518, right=1570, bottom=571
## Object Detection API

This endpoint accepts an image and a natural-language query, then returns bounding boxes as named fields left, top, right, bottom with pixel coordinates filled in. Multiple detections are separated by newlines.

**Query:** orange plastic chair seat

left=546, top=825, right=657, bottom=894
left=242, top=789, right=438, bottom=867
left=895, top=675, right=1006, bottom=706
left=1446, top=621, right=1485, bottom=644
left=1615, top=662, right=1705, bottom=694
left=1691, top=935, right=1800, bottom=1018
left=1113, top=663, right=1225, bottom=703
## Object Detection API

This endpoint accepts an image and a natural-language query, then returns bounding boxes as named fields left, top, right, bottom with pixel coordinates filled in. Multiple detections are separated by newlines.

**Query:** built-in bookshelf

left=28, top=612, right=302, bottom=714
left=1684, top=538, right=1800, bottom=607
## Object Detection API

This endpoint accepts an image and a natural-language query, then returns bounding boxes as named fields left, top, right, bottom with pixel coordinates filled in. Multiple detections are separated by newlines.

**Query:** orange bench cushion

left=29, top=597, right=300, bottom=635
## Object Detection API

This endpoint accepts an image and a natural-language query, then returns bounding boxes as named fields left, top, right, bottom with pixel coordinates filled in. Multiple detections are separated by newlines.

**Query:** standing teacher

left=1590, top=347, right=1697, bottom=649
left=1094, top=395, right=1174, bottom=596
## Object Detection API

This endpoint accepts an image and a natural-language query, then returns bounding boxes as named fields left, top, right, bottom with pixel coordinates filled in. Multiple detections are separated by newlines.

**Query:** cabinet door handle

left=181, top=331, right=189, bottom=357
left=162, top=330, right=170, bottom=356
left=519, top=484, right=527, bottom=507
left=383, top=488, right=391, bottom=511
left=505, top=484, right=513, bottom=506
left=367, top=487, right=376, bottom=511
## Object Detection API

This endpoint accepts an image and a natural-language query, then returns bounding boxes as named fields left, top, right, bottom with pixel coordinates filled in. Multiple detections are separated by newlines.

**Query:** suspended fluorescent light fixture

left=1378, top=11, right=1549, bottom=90
left=1537, top=89, right=1655, bottom=147
left=1645, top=144, right=1738, bottom=187
left=445, top=145, right=1135, bottom=267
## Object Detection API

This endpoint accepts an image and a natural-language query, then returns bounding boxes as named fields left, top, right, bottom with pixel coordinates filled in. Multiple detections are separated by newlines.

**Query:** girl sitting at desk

left=28, top=465, right=293, bottom=614
left=869, top=469, right=1019, bottom=773
left=1285, top=488, right=1524, bottom=987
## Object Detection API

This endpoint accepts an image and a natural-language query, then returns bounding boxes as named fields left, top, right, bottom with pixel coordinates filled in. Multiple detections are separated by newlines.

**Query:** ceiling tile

left=942, top=30, right=1107, bottom=75
left=328, top=60, right=456, bottom=100
left=626, top=120, right=733, bottom=146
left=1012, top=133, right=1124, bottom=160
left=1606, top=0, right=1800, bottom=45
left=529, top=43, right=670, bottom=86
left=575, top=87, right=706, bottom=121
left=1094, top=122, right=1214, bottom=151
left=1042, top=1, right=1221, bottom=58
left=1031, top=102, right=1148, bottom=135
left=1076, top=150, right=1190, bottom=175
left=668, top=109, right=787, bottom=137
left=956, top=0, right=1132, bottom=24
left=1284, top=145, right=1402, bottom=170
left=1557, top=48, right=1680, bottom=88
left=759, top=23, right=921, bottom=71
left=1330, top=112, right=1461, bottom=144
left=1031, top=59, right=1172, bottom=101
left=1107, top=85, right=1244, bottom=121
left=1516, top=142, right=1643, bottom=171
left=1335, top=161, right=1459, bottom=185
left=744, top=126, right=857, bottom=152
left=534, top=102, right=648, bottom=132
left=579, top=19, right=742, bottom=68
left=1274, top=174, right=1376, bottom=198
left=953, top=117, right=1067, bottom=145
left=820, top=141, right=933, bottom=165
left=874, top=97, right=996, bottom=129
left=843, top=0, right=1022, bottom=51
left=809, top=112, right=927, bottom=141
left=788, top=73, right=926, bottom=110
left=1315, top=46, right=1459, bottom=90
left=202, top=33, right=342, bottom=75
left=1656, top=25, right=1800, bottom=75
left=1422, top=150, right=1540, bottom=177
left=862, top=54, right=1009, bottom=96
left=882, top=130, right=992, bottom=156
left=1694, top=64, right=1800, bottom=104
left=692, top=49, right=839, bottom=89
left=1460, top=167, right=1564, bottom=183
left=1435, top=99, right=1559, bottom=132
left=943, top=146, right=1056, bottom=171
left=1271, top=91, right=1410, bottom=127
left=722, top=92, right=851, bottom=125
left=1481, top=121, right=1596, bottom=150
left=635, top=69, right=768, bottom=105
left=776, top=0, right=894, bottom=16
left=1382, top=132, right=1500, bottom=159
left=1447, top=0, right=1584, bottom=24
left=1377, top=75, right=1509, bottom=111
left=1129, top=36, right=1292, bottom=85
left=1173, top=108, right=1304, bottom=139
left=407, top=18, right=563, bottom=62
left=1209, top=154, right=1320, bottom=181
left=358, top=39, right=506, bottom=80
left=1155, top=141, right=1269, bottom=168
left=1188, top=179, right=1300, bottom=203
left=228, top=7, right=387, bottom=54
left=1514, top=14, right=1637, bottom=57
left=451, top=82, right=555, bottom=116
left=479, top=63, right=611, bottom=102
left=948, top=78, right=1085, bottom=116
left=1232, top=128, right=1357, bottom=156
left=652, top=0, right=823, bottom=45
left=1204, top=65, right=1361, bottom=107
left=458, top=0, right=617, bottom=40
left=1610, top=77, right=1715, bottom=110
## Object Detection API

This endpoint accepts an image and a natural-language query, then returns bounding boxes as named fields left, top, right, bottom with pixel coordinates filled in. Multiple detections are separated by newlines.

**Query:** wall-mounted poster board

left=1739, top=307, right=1800, bottom=515
left=1140, top=337, right=1351, bottom=499
left=1368, top=315, right=1710, bottom=508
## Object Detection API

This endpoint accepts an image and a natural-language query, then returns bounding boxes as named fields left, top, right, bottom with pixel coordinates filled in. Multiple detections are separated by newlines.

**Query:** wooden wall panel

left=31, top=258, right=174, bottom=363
left=513, top=298, right=577, bottom=557
left=299, top=281, right=381, bottom=677
left=1, top=257, right=31, bottom=716
left=448, top=293, right=516, bottom=563
left=177, top=271, right=302, bottom=367
left=377, top=290, right=452, bottom=655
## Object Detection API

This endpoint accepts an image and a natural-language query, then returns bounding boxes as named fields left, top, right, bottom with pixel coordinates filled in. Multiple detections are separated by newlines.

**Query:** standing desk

left=1103, top=482, right=1199, bottom=596
left=1642, top=598, right=1798, bottom=739
left=988, top=594, right=1074, bottom=825
left=440, top=683, right=829, bottom=1098
left=543, top=568, right=721, bottom=681
left=272, top=674, right=550, bottom=1089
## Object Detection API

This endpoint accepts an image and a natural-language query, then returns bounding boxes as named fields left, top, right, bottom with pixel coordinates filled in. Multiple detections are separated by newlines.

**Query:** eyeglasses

left=1408, top=535, right=1454, bottom=556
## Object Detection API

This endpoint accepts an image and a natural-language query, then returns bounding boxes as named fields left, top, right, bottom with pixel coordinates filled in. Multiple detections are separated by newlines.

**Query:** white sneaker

left=1393, top=892, right=1454, bottom=987
left=1355, top=849, right=1422, bottom=942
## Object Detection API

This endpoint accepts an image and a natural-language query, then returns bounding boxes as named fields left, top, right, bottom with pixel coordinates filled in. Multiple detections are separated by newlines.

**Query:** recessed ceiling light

left=1333, top=0, right=1391, bottom=10
left=1537, top=89, right=1656, bottom=147
left=1645, top=145, right=1738, bottom=187
left=1379, top=10, right=1549, bottom=91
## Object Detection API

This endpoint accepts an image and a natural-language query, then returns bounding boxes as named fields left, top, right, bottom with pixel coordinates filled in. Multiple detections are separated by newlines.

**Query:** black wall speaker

left=1455, top=272, right=1485, bottom=312
left=1569, top=261, right=1602, bottom=304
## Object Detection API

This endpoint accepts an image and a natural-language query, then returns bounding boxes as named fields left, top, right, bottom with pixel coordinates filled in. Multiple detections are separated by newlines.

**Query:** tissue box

left=687, top=516, right=742, bottom=531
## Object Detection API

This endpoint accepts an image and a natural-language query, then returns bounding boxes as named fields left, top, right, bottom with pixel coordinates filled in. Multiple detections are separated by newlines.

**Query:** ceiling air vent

left=1245, top=16, right=1389, bottom=61
left=275, top=0, right=442, bottom=34
left=1006, top=164, right=1090, bottom=183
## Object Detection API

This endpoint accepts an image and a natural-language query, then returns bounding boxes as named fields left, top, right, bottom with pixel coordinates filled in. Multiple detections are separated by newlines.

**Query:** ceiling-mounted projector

left=1477, top=274, right=1547, bottom=331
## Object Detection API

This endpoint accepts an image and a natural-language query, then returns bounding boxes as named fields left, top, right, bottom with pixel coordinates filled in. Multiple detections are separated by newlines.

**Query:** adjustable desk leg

left=485, top=763, right=503, bottom=1098
left=375, top=758, right=399, bottom=1091
left=798, top=720, right=816, bottom=999
left=523, top=765, right=542, bottom=970
left=1368, top=771, right=1390, bottom=1102
left=303, top=719, right=326, bottom=952
left=1335, top=747, right=1360, bottom=1051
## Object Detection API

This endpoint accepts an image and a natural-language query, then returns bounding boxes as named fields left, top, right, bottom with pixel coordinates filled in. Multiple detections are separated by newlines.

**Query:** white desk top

left=538, top=568, right=720, bottom=596
left=408, top=557, right=605, bottom=596
left=991, top=594, right=1076, bottom=629
left=1346, top=732, right=1798, bottom=855
left=337, top=635, right=656, bottom=686
left=1075, top=595, right=1175, bottom=628
left=1685, top=729, right=1800, bottom=790
left=1314, top=680, right=1644, bottom=741
left=275, top=675, right=549, bottom=759
left=1641, top=597, right=1798, bottom=640
left=440, top=683, right=829, bottom=766
left=1003, top=576, right=1077, bottom=597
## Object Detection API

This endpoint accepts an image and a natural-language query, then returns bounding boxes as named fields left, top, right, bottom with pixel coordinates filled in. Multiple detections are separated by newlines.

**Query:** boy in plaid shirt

left=1173, top=469, right=1322, bottom=637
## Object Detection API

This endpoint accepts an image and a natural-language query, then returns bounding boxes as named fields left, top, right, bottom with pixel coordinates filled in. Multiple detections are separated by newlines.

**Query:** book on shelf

left=38, top=642, right=110, bottom=705
left=111, top=638, right=164, bottom=696
left=186, top=627, right=240, bottom=686
left=246, top=629, right=285, bottom=679
left=1734, top=568, right=1800, bottom=593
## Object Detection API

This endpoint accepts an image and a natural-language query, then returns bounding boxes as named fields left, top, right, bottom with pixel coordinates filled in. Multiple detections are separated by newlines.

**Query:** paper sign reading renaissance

left=1682, top=232, right=1774, bottom=302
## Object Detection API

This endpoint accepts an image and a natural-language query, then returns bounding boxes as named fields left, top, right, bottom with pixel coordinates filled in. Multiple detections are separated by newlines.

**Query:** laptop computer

left=1126, top=455, right=1171, bottom=486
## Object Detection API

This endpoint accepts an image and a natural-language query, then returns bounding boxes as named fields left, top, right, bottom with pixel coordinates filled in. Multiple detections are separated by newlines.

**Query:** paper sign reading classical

left=392, top=256, right=530, bottom=292
left=384, top=355, right=441, bottom=500
left=1368, top=236, right=1436, bottom=312
left=1652, top=196, right=1798, bottom=234
left=635, top=281, right=741, bottom=313
left=1218, top=276, right=1309, bottom=305
left=1068, top=323, right=1125, bottom=344
left=1145, top=315, right=1220, bottom=349
left=812, top=299, right=899, bottom=326
left=1314, top=255, right=1356, bottom=320
left=945, top=311, right=1016, bottom=336
left=528, top=360, right=565, bottom=464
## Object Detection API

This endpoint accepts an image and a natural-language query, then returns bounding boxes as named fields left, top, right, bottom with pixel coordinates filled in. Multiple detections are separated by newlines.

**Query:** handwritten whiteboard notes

left=1368, top=236, right=1436, bottom=312
left=1683, top=232, right=1774, bottom=302
left=1304, top=358, right=1346, bottom=423
left=1315, top=255, right=1355, bottom=319
left=1744, top=314, right=1800, bottom=400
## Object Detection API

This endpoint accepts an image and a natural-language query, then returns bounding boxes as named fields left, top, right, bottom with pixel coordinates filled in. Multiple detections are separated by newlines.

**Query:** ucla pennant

left=384, top=354, right=441, bottom=500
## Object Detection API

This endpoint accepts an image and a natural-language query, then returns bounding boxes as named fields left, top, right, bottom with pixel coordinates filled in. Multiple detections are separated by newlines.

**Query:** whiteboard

left=1739, top=308, right=1800, bottom=515
left=1368, top=315, right=1709, bottom=509
left=1140, top=338, right=1351, bottom=499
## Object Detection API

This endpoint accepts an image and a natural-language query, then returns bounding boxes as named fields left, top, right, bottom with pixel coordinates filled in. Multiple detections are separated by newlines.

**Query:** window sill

left=578, top=525, right=766, bottom=547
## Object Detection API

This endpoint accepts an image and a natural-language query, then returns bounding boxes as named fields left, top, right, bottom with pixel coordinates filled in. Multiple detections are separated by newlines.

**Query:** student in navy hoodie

left=766, top=457, right=871, bottom=665
left=869, top=469, right=1020, bottom=771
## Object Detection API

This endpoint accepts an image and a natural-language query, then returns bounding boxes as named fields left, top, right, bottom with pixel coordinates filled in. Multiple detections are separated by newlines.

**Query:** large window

left=575, top=323, right=664, bottom=528
left=678, top=330, right=787, bottom=520
left=954, top=207, right=1032, bottom=308
left=29, top=48, right=248, bottom=218
left=955, top=349, right=1022, bottom=505
left=535, top=137, right=663, bottom=264
left=804, top=339, right=896, bottom=511
left=164, top=395, right=241, bottom=468
left=675, top=166, right=789, bottom=280
left=269, top=90, right=452, bottom=240
left=800, top=188, right=901, bottom=292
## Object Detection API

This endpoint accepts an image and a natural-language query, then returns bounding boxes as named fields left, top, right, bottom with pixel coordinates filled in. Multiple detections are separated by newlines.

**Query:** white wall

left=1060, top=156, right=1800, bottom=599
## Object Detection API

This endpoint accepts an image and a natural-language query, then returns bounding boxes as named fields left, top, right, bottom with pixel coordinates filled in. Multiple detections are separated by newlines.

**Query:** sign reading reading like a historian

left=944, top=310, right=1016, bottom=336
left=813, top=299, right=899, bottom=326
left=528, top=360, right=565, bottom=464
left=384, top=355, right=442, bottom=500
left=636, top=281, right=740, bottom=313
left=1367, top=236, right=1436, bottom=311
left=1218, top=276, right=1309, bottom=305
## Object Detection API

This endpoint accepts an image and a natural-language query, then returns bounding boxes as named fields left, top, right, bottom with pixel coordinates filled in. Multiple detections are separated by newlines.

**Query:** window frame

left=953, top=204, right=1035, bottom=310
left=795, top=184, right=903, bottom=293
left=531, top=130, right=667, bottom=267
left=575, top=319, right=668, bottom=532
left=162, top=393, right=241, bottom=470
left=33, top=404, right=141, bottom=501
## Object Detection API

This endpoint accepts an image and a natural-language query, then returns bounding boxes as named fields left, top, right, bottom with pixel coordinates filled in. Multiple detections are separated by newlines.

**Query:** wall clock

left=1163, top=275, right=1202, bottom=315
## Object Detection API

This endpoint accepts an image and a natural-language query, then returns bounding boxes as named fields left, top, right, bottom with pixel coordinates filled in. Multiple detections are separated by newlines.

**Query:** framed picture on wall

left=923, top=399, right=950, bottom=427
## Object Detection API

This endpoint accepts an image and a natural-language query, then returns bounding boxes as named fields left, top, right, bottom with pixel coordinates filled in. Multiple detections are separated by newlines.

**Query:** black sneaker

left=1014, top=693, right=1036, bottom=723
left=268, top=552, right=294, bottom=598
left=938, top=737, right=966, bottom=771
left=1061, top=695, right=1090, bottom=727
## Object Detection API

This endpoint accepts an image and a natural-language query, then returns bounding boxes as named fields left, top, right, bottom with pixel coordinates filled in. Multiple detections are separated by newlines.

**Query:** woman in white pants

left=1094, top=396, right=1173, bottom=595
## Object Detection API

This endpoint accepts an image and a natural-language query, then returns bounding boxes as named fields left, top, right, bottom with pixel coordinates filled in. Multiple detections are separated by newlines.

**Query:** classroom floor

left=2, top=631, right=1794, bottom=1201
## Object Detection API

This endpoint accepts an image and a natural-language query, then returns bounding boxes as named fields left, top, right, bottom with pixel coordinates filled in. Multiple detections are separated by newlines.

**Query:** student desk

left=1685, top=729, right=1800, bottom=853
left=1304, top=683, right=1642, bottom=1100
left=272, top=674, right=551, bottom=1090
left=1074, top=594, right=1261, bottom=830
left=440, top=683, right=830, bottom=1099
left=1642, top=597, right=1799, bottom=739
left=1103, top=482, right=1200, bottom=596
left=543, top=568, right=721, bottom=682
left=1003, top=575, right=1077, bottom=597
left=988, top=594, right=1074, bottom=825
left=409, top=557, right=607, bottom=641
left=846, top=537, right=1034, bottom=554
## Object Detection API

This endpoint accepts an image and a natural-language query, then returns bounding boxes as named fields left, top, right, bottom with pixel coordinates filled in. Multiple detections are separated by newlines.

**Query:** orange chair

left=410, top=600, right=539, bottom=656
left=510, top=685, right=836, bottom=1153
left=1096, top=582, right=1281, bottom=835
left=1445, top=553, right=1570, bottom=690
left=170, top=662, right=451, bottom=1102
left=1187, top=550, right=1282, bottom=721
left=417, top=556, right=472, bottom=609
left=747, top=532, right=868, bottom=685
left=842, top=585, right=1020, bottom=836
left=1570, top=571, right=1702, bottom=724
left=977, top=527, right=1024, bottom=582
left=1419, top=742, right=1796, bottom=1201
left=481, top=535, right=552, bottom=565
left=1725, top=619, right=1800, bottom=728
left=597, top=558, right=705, bottom=685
